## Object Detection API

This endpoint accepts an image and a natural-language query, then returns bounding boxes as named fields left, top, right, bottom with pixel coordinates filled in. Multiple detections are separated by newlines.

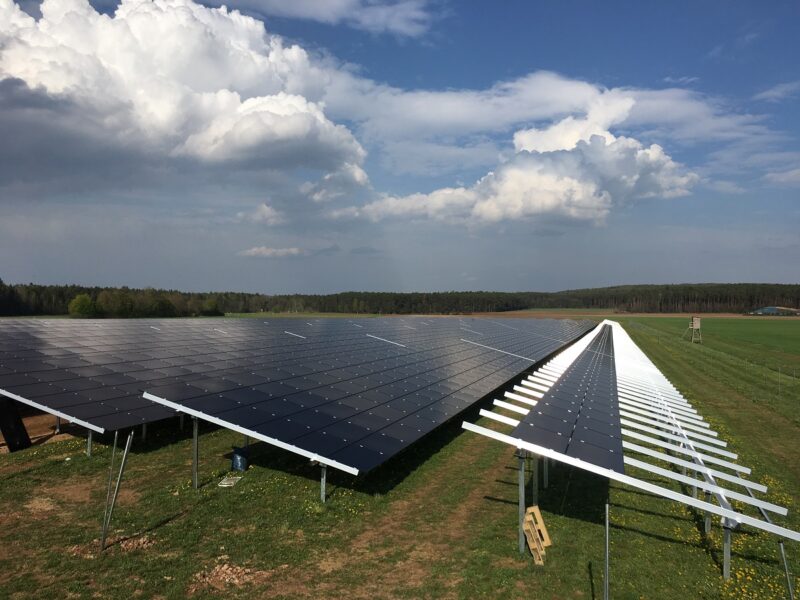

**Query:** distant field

left=0, top=316, right=797, bottom=598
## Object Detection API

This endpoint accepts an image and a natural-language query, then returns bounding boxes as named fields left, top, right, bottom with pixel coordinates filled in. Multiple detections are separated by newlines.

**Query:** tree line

left=0, top=279, right=797, bottom=317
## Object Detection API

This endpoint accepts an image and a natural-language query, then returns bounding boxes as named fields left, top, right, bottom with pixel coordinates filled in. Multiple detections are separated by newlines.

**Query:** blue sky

left=0, top=0, right=798, bottom=293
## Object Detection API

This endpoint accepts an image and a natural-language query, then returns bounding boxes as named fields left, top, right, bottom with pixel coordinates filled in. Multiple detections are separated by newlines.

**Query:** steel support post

left=604, top=501, right=610, bottom=600
left=518, top=452, right=526, bottom=554
left=704, top=491, right=712, bottom=534
left=778, top=541, right=795, bottom=600
left=531, top=453, right=539, bottom=506
left=320, top=465, right=327, bottom=503
left=101, top=430, right=134, bottom=551
left=101, top=431, right=119, bottom=540
left=86, top=430, right=93, bottom=457
left=723, top=526, right=732, bottom=580
left=192, top=417, right=199, bottom=490
left=179, top=414, right=184, bottom=430
left=141, top=423, right=147, bottom=442
left=243, top=435, right=249, bottom=448
left=55, top=416, right=61, bottom=434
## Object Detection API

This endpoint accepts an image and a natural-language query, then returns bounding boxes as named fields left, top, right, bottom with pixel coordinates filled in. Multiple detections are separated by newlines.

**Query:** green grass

left=226, top=312, right=383, bottom=319
left=0, top=317, right=797, bottom=598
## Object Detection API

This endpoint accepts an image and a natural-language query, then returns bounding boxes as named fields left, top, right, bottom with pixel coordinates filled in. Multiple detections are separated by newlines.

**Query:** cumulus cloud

left=343, top=121, right=698, bottom=225
left=299, top=162, right=369, bottom=202
left=220, top=0, right=433, bottom=36
left=0, top=0, right=782, bottom=232
left=513, top=91, right=634, bottom=153
left=0, top=0, right=364, bottom=177
left=322, top=70, right=781, bottom=179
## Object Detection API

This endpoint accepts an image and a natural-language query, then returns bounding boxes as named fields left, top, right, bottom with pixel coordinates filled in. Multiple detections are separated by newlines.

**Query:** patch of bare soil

left=24, top=497, right=57, bottom=514
left=119, top=534, right=156, bottom=552
left=116, top=487, right=141, bottom=506
left=67, top=543, right=98, bottom=560
left=67, top=534, right=155, bottom=559
left=188, top=557, right=296, bottom=596
left=40, top=480, right=95, bottom=503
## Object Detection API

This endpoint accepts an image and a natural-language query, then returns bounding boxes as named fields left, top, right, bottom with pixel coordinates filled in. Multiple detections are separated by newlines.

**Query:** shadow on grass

left=588, top=560, right=597, bottom=600
left=102, top=507, right=195, bottom=551
left=538, top=464, right=609, bottom=525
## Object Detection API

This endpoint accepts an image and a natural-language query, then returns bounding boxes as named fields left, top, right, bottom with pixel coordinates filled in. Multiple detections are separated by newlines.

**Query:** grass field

left=0, top=316, right=797, bottom=599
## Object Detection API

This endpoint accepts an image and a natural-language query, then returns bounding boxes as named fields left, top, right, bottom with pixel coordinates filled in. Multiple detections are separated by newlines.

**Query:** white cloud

left=0, top=0, right=783, bottom=230
left=764, top=168, right=800, bottom=186
left=299, top=162, right=369, bottom=202
left=0, top=0, right=364, bottom=173
left=221, top=0, right=433, bottom=36
left=513, top=91, right=634, bottom=153
left=753, top=81, right=800, bottom=103
left=324, top=70, right=598, bottom=141
left=663, top=76, right=699, bottom=85
left=346, top=128, right=698, bottom=225
left=238, top=246, right=304, bottom=257
left=237, top=202, right=284, bottom=225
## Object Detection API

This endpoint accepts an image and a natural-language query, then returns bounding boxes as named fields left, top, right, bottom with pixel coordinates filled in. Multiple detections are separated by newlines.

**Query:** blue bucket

left=231, top=446, right=249, bottom=472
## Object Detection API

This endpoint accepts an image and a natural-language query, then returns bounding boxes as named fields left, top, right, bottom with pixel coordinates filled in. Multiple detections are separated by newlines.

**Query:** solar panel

left=0, top=318, right=594, bottom=467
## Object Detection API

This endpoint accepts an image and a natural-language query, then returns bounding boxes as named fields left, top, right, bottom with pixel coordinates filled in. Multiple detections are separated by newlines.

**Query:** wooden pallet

left=523, top=505, right=551, bottom=565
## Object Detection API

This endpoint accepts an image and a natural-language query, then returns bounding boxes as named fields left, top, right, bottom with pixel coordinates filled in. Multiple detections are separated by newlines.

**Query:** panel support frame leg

left=723, top=526, right=732, bottom=580
left=704, top=491, right=712, bottom=534
left=100, top=430, right=134, bottom=551
left=86, top=430, right=93, bottom=457
left=320, top=464, right=327, bottom=503
left=101, top=431, right=119, bottom=539
left=778, top=540, right=795, bottom=600
left=192, top=417, right=199, bottom=490
left=518, top=452, right=526, bottom=555
left=530, top=453, right=539, bottom=506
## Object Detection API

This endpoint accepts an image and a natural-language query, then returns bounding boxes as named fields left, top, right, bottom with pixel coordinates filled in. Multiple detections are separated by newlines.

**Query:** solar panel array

left=510, top=323, right=624, bottom=473
left=465, top=319, right=800, bottom=551
left=0, top=317, right=593, bottom=472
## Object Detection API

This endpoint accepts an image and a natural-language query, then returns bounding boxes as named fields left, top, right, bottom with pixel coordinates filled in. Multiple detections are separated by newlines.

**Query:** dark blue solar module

left=510, top=324, right=624, bottom=473
left=0, top=317, right=593, bottom=472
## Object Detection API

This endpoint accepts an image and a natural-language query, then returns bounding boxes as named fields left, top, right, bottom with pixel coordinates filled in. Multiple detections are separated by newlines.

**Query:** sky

left=0, top=0, right=798, bottom=294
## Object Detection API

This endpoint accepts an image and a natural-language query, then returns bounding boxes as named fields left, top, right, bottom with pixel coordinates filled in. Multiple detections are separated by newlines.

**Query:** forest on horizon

left=0, top=279, right=798, bottom=318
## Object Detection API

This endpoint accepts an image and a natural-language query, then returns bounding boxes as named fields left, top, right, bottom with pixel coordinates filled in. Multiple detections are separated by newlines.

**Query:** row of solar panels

left=0, top=316, right=594, bottom=473
left=511, top=323, right=623, bottom=473
left=464, top=320, right=800, bottom=545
